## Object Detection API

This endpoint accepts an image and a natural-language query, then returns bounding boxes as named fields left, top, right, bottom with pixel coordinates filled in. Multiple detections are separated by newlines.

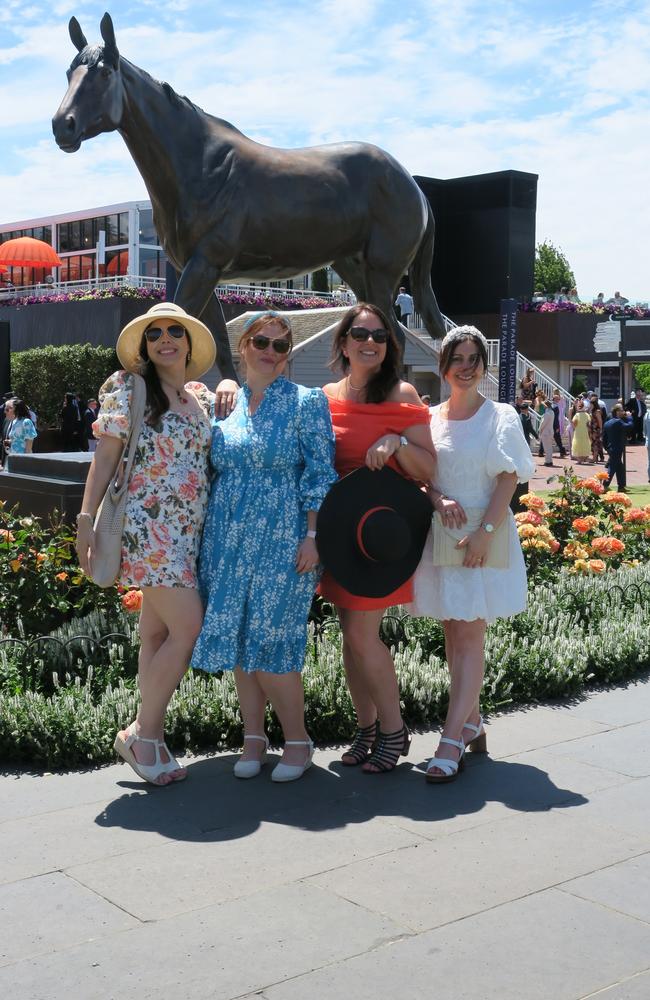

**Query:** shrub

left=1, top=565, right=649, bottom=768
left=0, top=501, right=121, bottom=637
left=11, top=343, right=118, bottom=427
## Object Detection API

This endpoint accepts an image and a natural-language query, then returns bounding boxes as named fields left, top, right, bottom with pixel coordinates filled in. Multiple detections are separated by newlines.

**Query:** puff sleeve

left=297, top=387, right=337, bottom=512
left=485, top=402, right=536, bottom=482
left=186, top=381, right=215, bottom=421
left=22, top=418, right=37, bottom=442
left=92, top=371, right=134, bottom=441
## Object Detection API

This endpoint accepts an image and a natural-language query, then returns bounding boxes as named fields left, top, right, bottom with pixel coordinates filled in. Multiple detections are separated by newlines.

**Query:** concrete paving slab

left=560, top=853, right=650, bottom=925
left=564, top=776, right=650, bottom=841
left=562, top=677, right=650, bottom=728
left=548, top=721, right=650, bottom=777
left=582, top=970, right=650, bottom=998
left=0, top=763, right=136, bottom=824
left=0, top=871, right=138, bottom=968
left=68, top=810, right=420, bottom=921
left=331, top=748, right=592, bottom=841
left=257, top=889, right=650, bottom=1000
left=477, top=705, right=609, bottom=759
left=0, top=798, right=196, bottom=885
left=307, top=809, right=649, bottom=933
left=0, top=881, right=408, bottom=1000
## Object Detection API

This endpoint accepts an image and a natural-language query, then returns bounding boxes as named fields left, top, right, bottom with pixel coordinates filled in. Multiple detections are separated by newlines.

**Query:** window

left=138, top=208, right=157, bottom=244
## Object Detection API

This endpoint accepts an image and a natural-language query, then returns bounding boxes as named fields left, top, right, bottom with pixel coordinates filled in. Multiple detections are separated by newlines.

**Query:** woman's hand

left=456, top=529, right=490, bottom=568
left=75, top=519, right=96, bottom=576
left=365, top=434, right=401, bottom=471
left=433, top=494, right=466, bottom=530
left=295, top=536, right=319, bottom=574
left=214, top=379, right=239, bottom=419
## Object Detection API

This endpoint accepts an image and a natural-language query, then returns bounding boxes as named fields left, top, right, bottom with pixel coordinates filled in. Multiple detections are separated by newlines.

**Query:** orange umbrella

left=0, top=236, right=62, bottom=268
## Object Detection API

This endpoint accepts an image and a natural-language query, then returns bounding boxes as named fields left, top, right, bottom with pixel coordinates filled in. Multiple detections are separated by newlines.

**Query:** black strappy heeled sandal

left=341, top=721, right=379, bottom=766
left=362, top=723, right=411, bottom=774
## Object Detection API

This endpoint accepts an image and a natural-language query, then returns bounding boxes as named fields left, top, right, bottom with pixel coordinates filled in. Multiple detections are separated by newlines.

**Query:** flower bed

left=517, top=469, right=650, bottom=580
left=520, top=301, right=650, bottom=318
left=0, top=286, right=333, bottom=310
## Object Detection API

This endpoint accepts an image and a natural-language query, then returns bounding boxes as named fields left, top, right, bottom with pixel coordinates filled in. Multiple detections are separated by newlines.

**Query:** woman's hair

left=237, top=312, right=292, bottom=356
left=329, top=302, right=401, bottom=404
left=64, top=392, right=75, bottom=406
left=439, top=326, right=488, bottom=379
left=137, top=326, right=193, bottom=426
left=11, top=398, right=29, bottom=420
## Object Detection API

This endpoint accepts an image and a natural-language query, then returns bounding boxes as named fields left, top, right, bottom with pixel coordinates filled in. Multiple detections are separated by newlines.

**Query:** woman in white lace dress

left=411, top=327, right=535, bottom=783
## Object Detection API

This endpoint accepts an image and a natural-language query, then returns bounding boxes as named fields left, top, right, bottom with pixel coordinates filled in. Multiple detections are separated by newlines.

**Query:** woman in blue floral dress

left=3, top=398, right=37, bottom=455
left=191, top=313, right=337, bottom=783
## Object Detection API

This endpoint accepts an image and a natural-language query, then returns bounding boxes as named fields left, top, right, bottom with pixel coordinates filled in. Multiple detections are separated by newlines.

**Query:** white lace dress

left=410, top=399, right=536, bottom=623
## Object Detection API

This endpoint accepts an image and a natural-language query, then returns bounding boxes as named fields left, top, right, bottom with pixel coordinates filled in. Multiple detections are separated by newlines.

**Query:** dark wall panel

left=0, top=321, right=10, bottom=395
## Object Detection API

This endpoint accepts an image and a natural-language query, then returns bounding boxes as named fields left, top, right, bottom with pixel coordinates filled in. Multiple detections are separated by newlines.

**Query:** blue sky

left=1, top=0, right=649, bottom=300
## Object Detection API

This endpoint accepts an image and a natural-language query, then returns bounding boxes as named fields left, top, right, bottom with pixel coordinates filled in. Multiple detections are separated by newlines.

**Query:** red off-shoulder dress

left=319, top=397, right=431, bottom=610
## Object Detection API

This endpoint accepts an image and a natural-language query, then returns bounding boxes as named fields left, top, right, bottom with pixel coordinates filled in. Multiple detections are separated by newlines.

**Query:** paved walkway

left=1, top=675, right=650, bottom=999
left=529, top=440, right=650, bottom=491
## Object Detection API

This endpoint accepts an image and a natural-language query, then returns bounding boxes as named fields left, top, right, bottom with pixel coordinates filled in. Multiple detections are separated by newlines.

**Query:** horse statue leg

left=173, top=254, right=238, bottom=382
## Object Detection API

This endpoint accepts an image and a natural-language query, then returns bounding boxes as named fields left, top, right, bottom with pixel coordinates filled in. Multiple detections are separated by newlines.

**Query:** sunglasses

left=144, top=324, right=187, bottom=342
left=249, top=334, right=291, bottom=354
left=348, top=326, right=389, bottom=344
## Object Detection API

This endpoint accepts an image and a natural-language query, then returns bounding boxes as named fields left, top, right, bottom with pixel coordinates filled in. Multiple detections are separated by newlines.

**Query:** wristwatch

left=481, top=522, right=495, bottom=533
left=399, top=435, right=408, bottom=449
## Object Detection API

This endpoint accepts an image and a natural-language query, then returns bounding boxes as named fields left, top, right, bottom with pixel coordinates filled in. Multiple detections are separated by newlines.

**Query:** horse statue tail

left=409, top=197, right=448, bottom=340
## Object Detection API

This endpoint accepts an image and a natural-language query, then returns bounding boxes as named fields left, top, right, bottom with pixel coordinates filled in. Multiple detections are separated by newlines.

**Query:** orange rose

left=602, top=493, right=632, bottom=507
left=589, top=559, right=606, bottom=573
left=121, top=589, right=143, bottom=612
left=576, top=478, right=605, bottom=495
left=0, top=529, right=15, bottom=542
left=594, top=471, right=609, bottom=481
left=514, top=511, right=543, bottom=526
left=623, top=508, right=648, bottom=524
left=564, top=541, right=590, bottom=560
left=10, top=557, right=22, bottom=572
left=518, top=493, right=547, bottom=510
left=572, top=516, right=599, bottom=534
left=591, top=536, right=625, bottom=557
left=549, top=539, right=560, bottom=553
left=55, top=571, right=68, bottom=581
left=518, top=524, right=540, bottom=539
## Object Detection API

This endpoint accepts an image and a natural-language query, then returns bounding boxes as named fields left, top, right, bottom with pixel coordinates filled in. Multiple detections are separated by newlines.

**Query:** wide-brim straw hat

left=316, top=466, right=433, bottom=598
left=116, top=302, right=217, bottom=381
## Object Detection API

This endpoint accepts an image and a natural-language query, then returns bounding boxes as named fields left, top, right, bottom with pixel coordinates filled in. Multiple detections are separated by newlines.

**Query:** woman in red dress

left=321, top=303, right=435, bottom=773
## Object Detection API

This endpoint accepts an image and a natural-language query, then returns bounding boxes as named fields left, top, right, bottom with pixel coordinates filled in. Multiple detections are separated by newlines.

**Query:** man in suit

left=625, top=388, right=647, bottom=443
left=519, top=402, right=539, bottom=448
left=603, top=404, right=633, bottom=491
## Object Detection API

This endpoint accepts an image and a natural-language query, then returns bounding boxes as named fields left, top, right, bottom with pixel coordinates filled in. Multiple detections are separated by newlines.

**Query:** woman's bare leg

left=257, top=671, right=310, bottom=767
left=234, top=667, right=268, bottom=762
left=340, top=608, right=402, bottom=733
left=119, top=586, right=203, bottom=783
left=429, top=618, right=486, bottom=775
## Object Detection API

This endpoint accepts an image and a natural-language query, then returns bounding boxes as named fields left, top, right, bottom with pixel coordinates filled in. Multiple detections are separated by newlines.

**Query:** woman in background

left=3, top=398, right=37, bottom=456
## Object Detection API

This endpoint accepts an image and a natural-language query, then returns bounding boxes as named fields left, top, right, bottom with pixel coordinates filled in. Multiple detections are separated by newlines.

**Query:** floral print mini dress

left=93, top=371, right=213, bottom=589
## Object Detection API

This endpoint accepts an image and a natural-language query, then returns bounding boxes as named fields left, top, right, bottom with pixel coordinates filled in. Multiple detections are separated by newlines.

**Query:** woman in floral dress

left=75, top=302, right=216, bottom=786
left=191, top=313, right=337, bottom=783
left=2, top=398, right=37, bottom=455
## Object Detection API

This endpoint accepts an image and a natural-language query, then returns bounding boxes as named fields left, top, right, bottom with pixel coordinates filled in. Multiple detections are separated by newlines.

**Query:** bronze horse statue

left=53, top=12, right=447, bottom=380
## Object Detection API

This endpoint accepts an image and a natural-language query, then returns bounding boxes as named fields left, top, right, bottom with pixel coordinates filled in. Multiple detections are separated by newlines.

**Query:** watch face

left=483, top=522, right=494, bottom=533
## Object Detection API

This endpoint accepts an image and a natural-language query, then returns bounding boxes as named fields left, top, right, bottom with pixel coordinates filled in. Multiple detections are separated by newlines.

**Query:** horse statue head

left=52, top=13, right=123, bottom=153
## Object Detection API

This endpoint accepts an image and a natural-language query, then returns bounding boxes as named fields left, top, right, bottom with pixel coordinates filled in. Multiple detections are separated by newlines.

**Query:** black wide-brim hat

left=316, top=466, right=433, bottom=598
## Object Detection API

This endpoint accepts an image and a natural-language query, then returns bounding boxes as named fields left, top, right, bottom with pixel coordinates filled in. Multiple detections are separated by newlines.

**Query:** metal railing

left=0, top=274, right=341, bottom=302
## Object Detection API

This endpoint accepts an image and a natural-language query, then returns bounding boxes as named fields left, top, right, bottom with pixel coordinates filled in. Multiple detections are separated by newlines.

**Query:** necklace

left=347, top=375, right=367, bottom=393
left=162, top=381, right=188, bottom=404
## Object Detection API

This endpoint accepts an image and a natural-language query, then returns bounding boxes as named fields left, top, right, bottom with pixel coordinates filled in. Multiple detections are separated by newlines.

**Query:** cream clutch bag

left=432, top=507, right=510, bottom=569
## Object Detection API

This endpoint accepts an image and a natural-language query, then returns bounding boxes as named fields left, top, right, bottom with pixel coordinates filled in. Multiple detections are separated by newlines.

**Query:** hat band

left=356, top=506, right=393, bottom=561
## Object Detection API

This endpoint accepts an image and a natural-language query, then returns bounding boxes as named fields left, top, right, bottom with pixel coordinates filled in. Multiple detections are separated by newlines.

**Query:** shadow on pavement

left=94, top=750, right=588, bottom=842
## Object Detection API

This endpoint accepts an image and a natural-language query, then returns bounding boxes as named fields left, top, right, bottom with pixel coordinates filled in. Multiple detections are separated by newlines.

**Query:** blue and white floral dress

left=191, top=376, right=337, bottom=675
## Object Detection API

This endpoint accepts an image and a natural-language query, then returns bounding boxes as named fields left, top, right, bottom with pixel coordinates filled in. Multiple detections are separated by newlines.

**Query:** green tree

left=534, top=240, right=576, bottom=295
left=633, top=364, right=650, bottom=394
left=11, top=343, right=118, bottom=427
left=310, top=267, right=331, bottom=294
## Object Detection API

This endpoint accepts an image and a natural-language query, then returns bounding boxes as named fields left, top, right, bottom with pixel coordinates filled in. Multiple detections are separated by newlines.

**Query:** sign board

left=594, top=319, right=650, bottom=353
left=498, top=298, right=517, bottom=403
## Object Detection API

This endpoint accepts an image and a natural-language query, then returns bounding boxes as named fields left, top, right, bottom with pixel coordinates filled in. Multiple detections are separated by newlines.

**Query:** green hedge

left=1, top=566, right=649, bottom=768
left=11, top=343, right=118, bottom=427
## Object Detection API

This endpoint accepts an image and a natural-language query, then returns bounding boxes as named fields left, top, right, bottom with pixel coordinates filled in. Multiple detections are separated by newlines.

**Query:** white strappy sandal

left=464, top=715, right=488, bottom=754
left=114, top=723, right=187, bottom=785
left=233, top=734, right=269, bottom=779
left=271, top=738, right=314, bottom=783
left=426, top=736, right=465, bottom=784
